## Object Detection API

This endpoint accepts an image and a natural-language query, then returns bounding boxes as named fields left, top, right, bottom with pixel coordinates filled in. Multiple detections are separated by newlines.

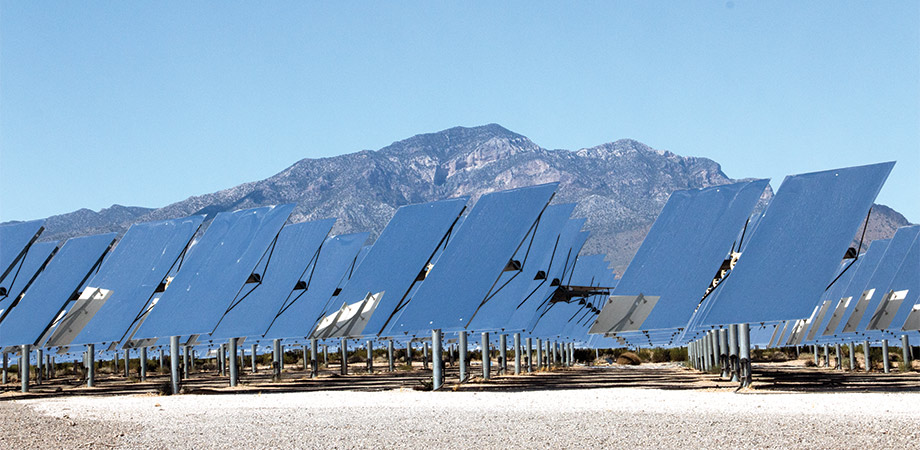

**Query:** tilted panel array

left=0, top=219, right=45, bottom=283
left=52, top=216, right=205, bottom=347
left=208, top=219, right=335, bottom=340
left=0, top=241, right=58, bottom=319
left=0, top=233, right=115, bottom=348
left=386, top=183, right=558, bottom=335
left=697, top=162, right=894, bottom=327
left=466, top=203, right=575, bottom=333
left=262, top=232, right=369, bottom=340
left=593, top=179, right=768, bottom=336
left=327, top=197, right=468, bottom=338
left=132, top=204, right=295, bottom=339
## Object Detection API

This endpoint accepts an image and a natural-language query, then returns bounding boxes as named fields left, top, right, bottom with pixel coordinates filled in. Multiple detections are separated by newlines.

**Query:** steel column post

left=311, top=338, right=319, bottom=377
left=835, top=344, right=842, bottom=370
left=387, top=340, right=394, bottom=372
left=272, top=339, right=282, bottom=381
left=422, top=342, right=429, bottom=370
left=526, top=337, right=533, bottom=373
left=432, top=329, right=443, bottom=390
left=864, top=340, right=871, bottom=372
left=481, top=332, right=491, bottom=380
left=340, top=338, right=348, bottom=376
left=2, top=352, right=7, bottom=384
left=140, top=347, right=147, bottom=381
left=366, top=340, right=374, bottom=373
left=536, top=339, right=543, bottom=371
left=513, top=333, right=521, bottom=375
left=20, top=345, right=29, bottom=393
left=882, top=339, right=890, bottom=373
left=36, top=349, right=43, bottom=385
left=251, top=344, right=258, bottom=373
left=459, top=331, right=468, bottom=382
left=499, top=334, right=507, bottom=375
left=228, top=339, right=238, bottom=387
left=822, top=344, right=829, bottom=368
left=739, top=323, right=751, bottom=388
left=183, top=345, right=190, bottom=378
left=86, top=344, right=95, bottom=387
left=849, top=341, right=856, bottom=371
left=719, top=329, right=729, bottom=378
left=169, top=336, right=180, bottom=395
left=902, top=335, right=911, bottom=368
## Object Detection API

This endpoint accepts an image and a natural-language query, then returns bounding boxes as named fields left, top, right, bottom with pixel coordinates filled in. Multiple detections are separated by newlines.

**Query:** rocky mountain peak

left=12, top=124, right=912, bottom=274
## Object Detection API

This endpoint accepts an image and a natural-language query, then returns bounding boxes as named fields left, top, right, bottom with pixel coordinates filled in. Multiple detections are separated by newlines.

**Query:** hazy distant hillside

left=15, top=124, right=912, bottom=273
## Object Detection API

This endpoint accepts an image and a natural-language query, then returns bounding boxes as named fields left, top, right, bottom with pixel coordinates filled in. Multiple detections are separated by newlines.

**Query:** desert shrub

left=617, top=352, right=641, bottom=365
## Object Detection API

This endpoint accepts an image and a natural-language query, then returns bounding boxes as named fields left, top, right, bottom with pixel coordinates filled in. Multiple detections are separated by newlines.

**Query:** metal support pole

left=822, top=344, right=829, bottom=368
left=432, top=329, right=443, bottom=390
left=1, top=352, right=7, bottom=384
left=459, top=331, right=468, bottom=382
left=835, top=344, right=842, bottom=370
left=311, top=338, right=319, bottom=378
left=545, top=340, right=552, bottom=368
left=481, top=332, right=490, bottom=380
left=526, top=337, right=533, bottom=373
left=159, top=349, right=164, bottom=370
left=280, top=344, right=285, bottom=370
left=183, top=345, right=191, bottom=378
left=513, top=333, right=521, bottom=375
left=86, top=344, right=95, bottom=387
left=20, top=345, right=30, bottom=393
left=882, top=339, right=890, bottom=373
left=812, top=344, right=819, bottom=366
left=366, top=340, right=374, bottom=373
left=422, top=342, right=428, bottom=370
left=719, top=329, right=729, bottom=378
left=536, top=338, right=543, bottom=371
left=323, top=345, right=328, bottom=366
left=864, top=340, right=871, bottom=373
left=713, top=331, right=721, bottom=371
left=229, top=338, right=239, bottom=387
left=849, top=341, right=856, bottom=371
left=36, top=349, right=43, bottom=385
left=405, top=341, right=412, bottom=366
left=739, top=323, right=751, bottom=388
left=218, top=344, right=225, bottom=376
left=169, top=336, right=180, bottom=395
left=340, top=338, right=348, bottom=376
left=902, top=335, right=911, bottom=368
left=551, top=340, right=558, bottom=367
left=251, top=344, right=258, bottom=373
left=387, top=340, right=394, bottom=372
left=140, top=347, right=147, bottom=381
left=499, top=334, right=507, bottom=375
left=702, top=336, right=711, bottom=371
left=272, top=339, right=282, bottom=381
left=123, top=349, right=129, bottom=377
left=303, top=345, right=308, bottom=371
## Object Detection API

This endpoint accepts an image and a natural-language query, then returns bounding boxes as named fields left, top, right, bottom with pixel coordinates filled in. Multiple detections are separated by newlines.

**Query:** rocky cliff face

left=14, top=124, right=911, bottom=273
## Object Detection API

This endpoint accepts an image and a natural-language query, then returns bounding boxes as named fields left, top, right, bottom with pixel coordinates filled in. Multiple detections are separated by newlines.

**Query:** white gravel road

left=7, top=387, right=920, bottom=449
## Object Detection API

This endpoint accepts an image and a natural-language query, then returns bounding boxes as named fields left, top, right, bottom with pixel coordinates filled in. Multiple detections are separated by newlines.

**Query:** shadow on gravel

left=2, top=361, right=919, bottom=400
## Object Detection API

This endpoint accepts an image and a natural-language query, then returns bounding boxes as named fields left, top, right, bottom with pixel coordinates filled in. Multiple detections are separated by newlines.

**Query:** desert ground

left=2, top=358, right=920, bottom=449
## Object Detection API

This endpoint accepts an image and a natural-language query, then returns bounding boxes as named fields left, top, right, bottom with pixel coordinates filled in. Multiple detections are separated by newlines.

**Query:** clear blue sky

left=2, top=2, right=918, bottom=222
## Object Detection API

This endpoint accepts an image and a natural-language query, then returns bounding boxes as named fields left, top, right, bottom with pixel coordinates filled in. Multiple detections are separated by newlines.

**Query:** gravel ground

left=4, top=387, right=920, bottom=449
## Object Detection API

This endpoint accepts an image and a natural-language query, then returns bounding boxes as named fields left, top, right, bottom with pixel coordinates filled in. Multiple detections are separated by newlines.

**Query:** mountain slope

left=18, top=124, right=912, bottom=273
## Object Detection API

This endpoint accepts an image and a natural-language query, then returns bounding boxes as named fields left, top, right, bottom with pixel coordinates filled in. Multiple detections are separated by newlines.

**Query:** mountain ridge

left=9, top=124, right=912, bottom=273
